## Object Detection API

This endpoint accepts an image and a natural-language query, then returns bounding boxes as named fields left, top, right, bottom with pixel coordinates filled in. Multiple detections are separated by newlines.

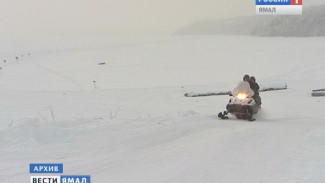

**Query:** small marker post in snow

left=15, top=56, right=19, bottom=63
left=93, top=81, right=97, bottom=89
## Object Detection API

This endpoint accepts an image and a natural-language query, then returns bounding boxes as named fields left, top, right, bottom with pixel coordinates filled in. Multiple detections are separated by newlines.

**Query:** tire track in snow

left=32, top=61, right=86, bottom=91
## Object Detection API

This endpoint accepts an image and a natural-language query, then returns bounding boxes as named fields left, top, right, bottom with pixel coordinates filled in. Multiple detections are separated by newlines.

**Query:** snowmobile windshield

left=232, top=81, right=254, bottom=97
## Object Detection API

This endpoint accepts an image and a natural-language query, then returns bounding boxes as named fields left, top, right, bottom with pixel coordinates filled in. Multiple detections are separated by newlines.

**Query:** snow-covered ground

left=1, top=35, right=325, bottom=183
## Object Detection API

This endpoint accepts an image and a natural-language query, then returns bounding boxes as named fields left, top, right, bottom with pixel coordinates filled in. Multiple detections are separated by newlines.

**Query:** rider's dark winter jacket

left=250, top=81, right=261, bottom=105
left=250, top=82, right=260, bottom=96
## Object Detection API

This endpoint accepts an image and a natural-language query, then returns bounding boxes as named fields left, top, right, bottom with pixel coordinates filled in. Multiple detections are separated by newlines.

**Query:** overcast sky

left=0, top=0, right=324, bottom=36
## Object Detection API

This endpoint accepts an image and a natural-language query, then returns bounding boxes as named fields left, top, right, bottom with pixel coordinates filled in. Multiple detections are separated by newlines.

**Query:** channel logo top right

left=256, top=0, right=303, bottom=15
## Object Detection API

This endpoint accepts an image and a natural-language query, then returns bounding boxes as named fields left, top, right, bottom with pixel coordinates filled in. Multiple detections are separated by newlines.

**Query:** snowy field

left=0, top=35, right=325, bottom=183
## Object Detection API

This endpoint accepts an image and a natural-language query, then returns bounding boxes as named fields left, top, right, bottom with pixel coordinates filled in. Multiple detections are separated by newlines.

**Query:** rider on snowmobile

left=249, top=76, right=261, bottom=106
left=218, top=74, right=261, bottom=121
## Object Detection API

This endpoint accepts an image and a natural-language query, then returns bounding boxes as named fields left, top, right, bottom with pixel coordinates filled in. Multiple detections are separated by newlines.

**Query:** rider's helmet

left=243, top=75, right=250, bottom=81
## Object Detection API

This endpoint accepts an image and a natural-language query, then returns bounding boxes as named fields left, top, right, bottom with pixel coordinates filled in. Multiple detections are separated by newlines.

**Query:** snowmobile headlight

left=236, top=93, right=248, bottom=100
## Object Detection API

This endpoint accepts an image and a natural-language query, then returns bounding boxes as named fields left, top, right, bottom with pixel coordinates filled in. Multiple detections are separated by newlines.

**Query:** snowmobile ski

left=218, top=112, right=229, bottom=119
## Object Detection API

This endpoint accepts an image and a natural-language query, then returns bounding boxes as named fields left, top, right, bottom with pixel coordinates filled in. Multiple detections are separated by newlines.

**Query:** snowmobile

left=218, top=81, right=261, bottom=121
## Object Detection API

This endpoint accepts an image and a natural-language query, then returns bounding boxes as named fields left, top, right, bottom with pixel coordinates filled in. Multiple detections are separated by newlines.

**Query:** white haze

left=0, top=0, right=324, bottom=36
